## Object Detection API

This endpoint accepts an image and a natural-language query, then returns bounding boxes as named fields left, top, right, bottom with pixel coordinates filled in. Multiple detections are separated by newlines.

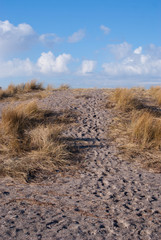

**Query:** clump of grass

left=46, top=84, right=55, bottom=91
left=0, top=101, right=71, bottom=180
left=0, top=84, right=18, bottom=99
left=1, top=101, right=45, bottom=154
left=23, top=79, right=44, bottom=92
left=150, top=86, right=161, bottom=94
left=107, top=86, right=161, bottom=172
left=0, top=80, right=44, bottom=100
left=150, top=86, right=161, bottom=105
left=131, top=111, right=161, bottom=149
left=110, top=88, right=143, bottom=111
left=0, top=89, right=7, bottom=99
left=28, top=124, right=68, bottom=166
left=6, top=84, right=18, bottom=95
left=0, top=81, right=72, bottom=101
left=58, top=84, right=70, bottom=90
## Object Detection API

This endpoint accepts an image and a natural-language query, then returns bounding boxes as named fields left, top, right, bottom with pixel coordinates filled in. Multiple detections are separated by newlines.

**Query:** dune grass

left=46, top=84, right=55, bottom=91
left=0, top=81, right=72, bottom=102
left=0, top=101, right=71, bottom=181
left=131, top=111, right=161, bottom=149
left=0, top=80, right=44, bottom=100
left=23, top=79, right=44, bottom=92
left=107, top=87, right=161, bottom=172
left=58, top=84, right=70, bottom=90
left=149, top=86, right=161, bottom=105
left=110, top=88, right=144, bottom=111
left=1, top=101, right=45, bottom=152
left=0, top=83, right=19, bottom=99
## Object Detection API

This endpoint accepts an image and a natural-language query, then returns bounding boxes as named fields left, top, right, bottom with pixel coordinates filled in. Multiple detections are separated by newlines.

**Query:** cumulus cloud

left=0, top=51, right=72, bottom=78
left=68, top=29, right=85, bottom=43
left=146, top=44, right=161, bottom=59
left=0, top=20, right=64, bottom=58
left=79, top=60, right=96, bottom=75
left=37, top=51, right=72, bottom=74
left=0, top=58, right=34, bottom=78
left=0, top=20, right=37, bottom=57
left=100, top=25, right=110, bottom=35
left=39, top=33, right=62, bottom=48
left=108, top=42, right=132, bottom=59
left=102, top=46, right=161, bottom=77
left=134, top=46, right=142, bottom=54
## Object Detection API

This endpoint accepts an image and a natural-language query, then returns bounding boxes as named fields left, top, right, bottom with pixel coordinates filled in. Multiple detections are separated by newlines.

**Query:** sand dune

left=0, top=89, right=160, bottom=240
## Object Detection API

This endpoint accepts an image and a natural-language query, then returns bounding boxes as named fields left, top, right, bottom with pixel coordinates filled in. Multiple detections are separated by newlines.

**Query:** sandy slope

left=0, top=89, right=161, bottom=240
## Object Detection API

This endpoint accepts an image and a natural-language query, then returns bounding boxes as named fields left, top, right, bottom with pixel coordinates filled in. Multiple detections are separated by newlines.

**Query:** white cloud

left=100, top=25, right=110, bottom=35
left=146, top=44, right=161, bottom=59
left=103, top=43, right=161, bottom=78
left=0, top=20, right=65, bottom=58
left=108, top=42, right=132, bottom=59
left=0, top=58, right=34, bottom=78
left=134, top=46, right=142, bottom=54
left=39, top=33, right=62, bottom=47
left=37, top=51, right=72, bottom=74
left=0, top=51, right=72, bottom=78
left=68, top=29, right=85, bottom=43
left=79, top=60, right=96, bottom=75
left=140, top=54, right=150, bottom=64
left=102, top=52, right=161, bottom=77
left=0, top=20, right=37, bottom=57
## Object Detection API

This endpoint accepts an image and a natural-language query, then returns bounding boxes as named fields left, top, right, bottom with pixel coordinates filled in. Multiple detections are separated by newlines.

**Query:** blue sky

left=0, top=0, right=161, bottom=88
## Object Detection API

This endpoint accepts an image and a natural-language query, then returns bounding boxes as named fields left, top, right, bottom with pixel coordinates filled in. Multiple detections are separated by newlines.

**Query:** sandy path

left=0, top=89, right=161, bottom=240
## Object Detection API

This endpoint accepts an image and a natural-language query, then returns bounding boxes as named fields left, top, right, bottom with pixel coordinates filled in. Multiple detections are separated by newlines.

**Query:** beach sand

left=0, top=89, right=160, bottom=240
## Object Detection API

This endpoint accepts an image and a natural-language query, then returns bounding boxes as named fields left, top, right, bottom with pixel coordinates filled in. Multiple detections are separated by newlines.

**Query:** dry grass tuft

left=0, top=80, right=44, bottom=100
left=0, top=84, right=18, bottom=99
left=131, top=111, right=161, bottom=149
left=0, top=101, right=45, bottom=154
left=149, top=86, right=161, bottom=105
left=23, top=79, right=44, bottom=92
left=46, top=84, right=55, bottom=91
left=28, top=124, right=68, bottom=166
left=150, top=86, right=161, bottom=94
left=58, top=84, right=70, bottom=90
left=6, top=84, right=18, bottom=95
left=0, top=81, right=73, bottom=102
left=0, top=89, right=7, bottom=99
left=0, top=101, right=71, bottom=181
left=111, top=88, right=144, bottom=111
left=107, top=87, right=161, bottom=172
